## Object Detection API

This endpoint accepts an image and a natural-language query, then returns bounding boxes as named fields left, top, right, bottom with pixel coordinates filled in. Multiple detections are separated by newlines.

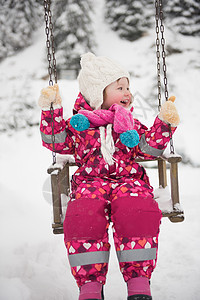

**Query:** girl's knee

left=64, top=197, right=108, bottom=240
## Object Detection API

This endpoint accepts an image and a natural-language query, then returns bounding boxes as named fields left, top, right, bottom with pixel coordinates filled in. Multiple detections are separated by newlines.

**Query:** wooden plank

left=51, top=173, right=62, bottom=224
left=167, top=155, right=182, bottom=164
left=59, top=163, right=70, bottom=196
left=47, top=162, right=77, bottom=174
left=163, top=211, right=184, bottom=223
left=169, top=161, right=184, bottom=222
left=170, top=162, right=180, bottom=206
left=158, top=159, right=167, bottom=188
left=53, top=227, right=64, bottom=234
left=51, top=164, right=71, bottom=232
left=52, top=222, right=63, bottom=228
left=169, top=214, right=184, bottom=223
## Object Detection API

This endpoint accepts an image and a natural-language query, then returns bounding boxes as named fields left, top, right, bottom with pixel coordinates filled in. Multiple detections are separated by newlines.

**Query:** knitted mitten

left=158, top=96, right=180, bottom=127
left=38, top=83, right=62, bottom=110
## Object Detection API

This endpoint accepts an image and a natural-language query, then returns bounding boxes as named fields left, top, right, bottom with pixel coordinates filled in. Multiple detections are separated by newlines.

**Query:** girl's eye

left=118, top=87, right=123, bottom=90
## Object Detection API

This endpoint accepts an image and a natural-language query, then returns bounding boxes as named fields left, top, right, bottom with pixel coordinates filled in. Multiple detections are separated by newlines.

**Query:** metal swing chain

left=44, top=0, right=57, bottom=86
left=155, top=0, right=175, bottom=154
left=44, top=0, right=57, bottom=164
left=155, top=0, right=162, bottom=111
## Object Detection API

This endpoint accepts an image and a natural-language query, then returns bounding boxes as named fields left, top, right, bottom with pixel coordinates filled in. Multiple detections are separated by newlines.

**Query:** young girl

left=38, top=53, right=179, bottom=300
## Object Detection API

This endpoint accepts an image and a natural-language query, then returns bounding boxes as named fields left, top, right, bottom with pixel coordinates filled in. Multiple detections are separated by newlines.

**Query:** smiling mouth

left=120, top=100, right=129, bottom=104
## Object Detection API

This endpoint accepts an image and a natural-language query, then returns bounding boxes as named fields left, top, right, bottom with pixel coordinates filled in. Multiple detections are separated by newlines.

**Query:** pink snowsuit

left=40, top=93, right=176, bottom=287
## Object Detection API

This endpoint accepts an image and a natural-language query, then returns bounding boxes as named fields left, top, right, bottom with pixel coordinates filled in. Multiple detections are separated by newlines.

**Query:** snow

left=1, top=3, right=200, bottom=299
left=47, top=155, right=76, bottom=172
left=154, top=186, right=173, bottom=213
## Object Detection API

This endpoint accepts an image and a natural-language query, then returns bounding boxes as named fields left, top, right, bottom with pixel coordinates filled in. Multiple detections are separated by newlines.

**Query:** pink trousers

left=63, top=176, right=162, bottom=287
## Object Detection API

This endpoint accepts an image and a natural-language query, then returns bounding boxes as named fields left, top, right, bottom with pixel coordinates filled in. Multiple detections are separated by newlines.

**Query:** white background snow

left=0, top=2, right=200, bottom=299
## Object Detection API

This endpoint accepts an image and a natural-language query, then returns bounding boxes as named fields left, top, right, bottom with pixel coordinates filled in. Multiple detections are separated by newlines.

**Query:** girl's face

left=102, top=77, right=132, bottom=109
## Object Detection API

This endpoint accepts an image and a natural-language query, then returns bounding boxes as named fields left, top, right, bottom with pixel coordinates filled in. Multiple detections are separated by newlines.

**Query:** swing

left=43, top=0, right=184, bottom=234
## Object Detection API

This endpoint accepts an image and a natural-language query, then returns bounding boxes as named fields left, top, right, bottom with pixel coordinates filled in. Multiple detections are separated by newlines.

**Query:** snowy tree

left=163, top=0, right=200, bottom=37
left=52, top=0, right=96, bottom=78
left=104, top=0, right=155, bottom=41
left=0, top=0, right=43, bottom=61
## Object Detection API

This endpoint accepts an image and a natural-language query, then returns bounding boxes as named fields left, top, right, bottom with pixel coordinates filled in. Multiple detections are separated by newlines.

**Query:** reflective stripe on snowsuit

left=139, top=133, right=164, bottom=157
left=40, top=130, right=67, bottom=144
left=116, top=248, right=157, bottom=263
left=68, top=251, right=110, bottom=268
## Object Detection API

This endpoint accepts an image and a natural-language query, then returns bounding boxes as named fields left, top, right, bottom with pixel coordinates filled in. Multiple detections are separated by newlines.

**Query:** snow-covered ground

left=0, top=3, right=200, bottom=299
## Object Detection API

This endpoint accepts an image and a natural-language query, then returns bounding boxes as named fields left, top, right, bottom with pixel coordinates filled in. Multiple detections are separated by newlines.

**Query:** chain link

left=155, top=0, right=169, bottom=108
left=159, top=2, right=168, bottom=102
left=155, top=0, right=174, bottom=154
left=169, top=124, right=175, bottom=154
left=48, top=6, right=57, bottom=84
left=155, top=0, right=162, bottom=111
left=44, top=0, right=57, bottom=163
left=50, top=103, right=56, bottom=164
left=44, top=0, right=52, bottom=85
left=44, top=0, right=57, bottom=85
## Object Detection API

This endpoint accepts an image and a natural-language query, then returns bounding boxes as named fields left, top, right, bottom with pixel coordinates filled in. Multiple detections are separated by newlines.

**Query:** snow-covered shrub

left=104, top=0, right=154, bottom=41
left=52, top=0, right=96, bottom=78
left=163, top=0, right=200, bottom=37
left=0, top=0, right=43, bottom=61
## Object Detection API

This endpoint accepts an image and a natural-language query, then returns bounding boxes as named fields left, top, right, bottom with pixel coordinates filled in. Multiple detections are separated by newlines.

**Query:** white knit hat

left=78, top=52, right=130, bottom=110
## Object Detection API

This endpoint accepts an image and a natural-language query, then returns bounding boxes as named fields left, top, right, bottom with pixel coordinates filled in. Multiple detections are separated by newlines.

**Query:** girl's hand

left=38, top=83, right=62, bottom=110
left=158, top=96, right=180, bottom=127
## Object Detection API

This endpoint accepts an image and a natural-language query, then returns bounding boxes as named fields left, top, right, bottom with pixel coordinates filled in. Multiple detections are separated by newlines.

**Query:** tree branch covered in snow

left=0, top=0, right=43, bottom=61
left=52, top=0, right=96, bottom=77
left=104, top=0, right=200, bottom=41
left=104, top=0, right=155, bottom=41
left=163, top=0, right=200, bottom=37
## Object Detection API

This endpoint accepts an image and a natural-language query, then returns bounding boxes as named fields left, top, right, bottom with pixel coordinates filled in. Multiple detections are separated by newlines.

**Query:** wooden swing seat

left=47, top=154, right=184, bottom=234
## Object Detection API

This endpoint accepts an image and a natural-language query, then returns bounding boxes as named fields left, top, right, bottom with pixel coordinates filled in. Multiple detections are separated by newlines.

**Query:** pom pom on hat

left=78, top=52, right=130, bottom=110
